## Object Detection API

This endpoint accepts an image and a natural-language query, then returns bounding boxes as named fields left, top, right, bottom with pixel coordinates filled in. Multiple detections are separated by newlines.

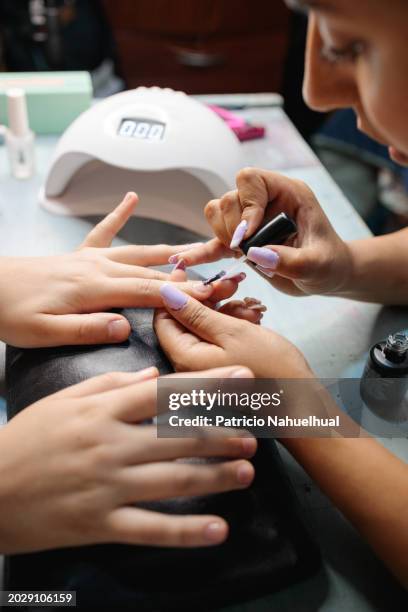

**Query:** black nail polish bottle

left=360, top=332, right=408, bottom=421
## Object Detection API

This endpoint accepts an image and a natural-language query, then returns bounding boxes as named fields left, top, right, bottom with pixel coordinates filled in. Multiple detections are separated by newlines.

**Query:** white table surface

left=0, top=101, right=407, bottom=610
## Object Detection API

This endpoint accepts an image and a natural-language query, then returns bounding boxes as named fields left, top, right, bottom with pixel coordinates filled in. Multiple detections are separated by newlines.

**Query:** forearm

left=339, top=228, right=408, bottom=304
left=283, top=435, right=408, bottom=587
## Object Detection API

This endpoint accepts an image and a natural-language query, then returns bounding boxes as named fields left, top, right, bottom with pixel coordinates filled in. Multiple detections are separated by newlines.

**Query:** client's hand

left=0, top=192, right=239, bottom=347
left=170, top=169, right=352, bottom=297
left=0, top=366, right=256, bottom=554
left=154, top=285, right=312, bottom=378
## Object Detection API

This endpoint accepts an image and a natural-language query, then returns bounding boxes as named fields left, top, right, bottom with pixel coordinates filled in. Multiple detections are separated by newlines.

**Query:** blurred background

left=1, top=0, right=407, bottom=235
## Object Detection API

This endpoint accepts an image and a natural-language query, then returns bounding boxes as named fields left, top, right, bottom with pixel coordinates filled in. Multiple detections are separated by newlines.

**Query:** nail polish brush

left=204, top=212, right=297, bottom=284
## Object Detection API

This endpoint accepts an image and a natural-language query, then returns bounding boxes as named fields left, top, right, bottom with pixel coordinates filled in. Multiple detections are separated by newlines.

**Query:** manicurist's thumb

left=159, top=283, right=233, bottom=342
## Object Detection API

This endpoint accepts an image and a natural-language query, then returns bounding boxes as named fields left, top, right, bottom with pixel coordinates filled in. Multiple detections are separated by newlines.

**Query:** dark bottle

left=360, top=332, right=408, bottom=421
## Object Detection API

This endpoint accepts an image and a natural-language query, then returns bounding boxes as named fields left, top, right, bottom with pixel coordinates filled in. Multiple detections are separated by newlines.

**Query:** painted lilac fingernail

left=221, top=271, right=246, bottom=283
left=168, top=253, right=181, bottom=264
left=256, top=265, right=275, bottom=278
left=160, top=284, right=188, bottom=310
left=247, top=247, right=279, bottom=269
left=230, top=220, right=248, bottom=249
left=172, top=258, right=186, bottom=272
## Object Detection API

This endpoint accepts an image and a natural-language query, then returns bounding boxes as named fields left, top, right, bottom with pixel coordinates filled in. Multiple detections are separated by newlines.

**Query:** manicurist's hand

left=0, top=192, right=240, bottom=347
left=0, top=366, right=256, bottom=554
left=173, top=168, right=353, bottom=297
left=154, top=284, right=312, bottom=378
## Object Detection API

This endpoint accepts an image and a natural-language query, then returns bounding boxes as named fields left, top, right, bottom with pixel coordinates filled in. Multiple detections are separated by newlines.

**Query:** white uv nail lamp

left=40, top=87, right=245, bottom=236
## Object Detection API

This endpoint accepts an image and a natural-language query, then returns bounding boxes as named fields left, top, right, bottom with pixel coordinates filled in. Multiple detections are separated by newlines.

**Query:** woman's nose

left=302, top=15, right=359, bottom=112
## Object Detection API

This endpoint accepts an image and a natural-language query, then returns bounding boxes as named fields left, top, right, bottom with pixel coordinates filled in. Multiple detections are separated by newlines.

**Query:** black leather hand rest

left=6, top=308, right=320, bottom=610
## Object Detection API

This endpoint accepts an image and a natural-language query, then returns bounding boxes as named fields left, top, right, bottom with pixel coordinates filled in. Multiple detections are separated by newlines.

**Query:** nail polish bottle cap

left=7, top=88, right=30, bottom=137
left=240, top=212, right=297, bottom=254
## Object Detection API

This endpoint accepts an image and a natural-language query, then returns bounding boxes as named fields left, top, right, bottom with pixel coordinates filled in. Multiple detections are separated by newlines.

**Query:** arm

left=283, top=435, right=408, bottom=587
left=340, top=228, right=408, bottom=303
left=154, top=289, right=408, bottom=587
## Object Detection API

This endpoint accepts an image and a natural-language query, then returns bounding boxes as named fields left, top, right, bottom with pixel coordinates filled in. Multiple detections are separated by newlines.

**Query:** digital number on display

left=117, top=118, right=165, bottom=141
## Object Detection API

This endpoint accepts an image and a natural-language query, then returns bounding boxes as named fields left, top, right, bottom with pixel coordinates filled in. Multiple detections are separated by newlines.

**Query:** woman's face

left=287, top=0, right=408, bottom=165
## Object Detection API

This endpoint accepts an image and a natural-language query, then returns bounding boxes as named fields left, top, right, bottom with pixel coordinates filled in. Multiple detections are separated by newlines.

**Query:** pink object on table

left=208, top=104, right=265, bottom=141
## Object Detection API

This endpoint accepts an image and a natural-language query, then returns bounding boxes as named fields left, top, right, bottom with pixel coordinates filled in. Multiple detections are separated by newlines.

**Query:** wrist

left=325, top=240, right=355, bottom=297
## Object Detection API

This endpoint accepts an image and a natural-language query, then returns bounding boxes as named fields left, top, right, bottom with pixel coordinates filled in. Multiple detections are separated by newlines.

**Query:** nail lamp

left=40, top=87, right=245, bottom=236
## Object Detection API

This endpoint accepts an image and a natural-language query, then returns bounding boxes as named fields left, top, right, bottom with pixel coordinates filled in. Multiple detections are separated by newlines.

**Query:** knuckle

left=186, top=304, right=208, bottom=330
left=204, top=199, right=219, bottom=220
left=236, top=166, right=256, bottom=183
left=136, top=277, right=155, bottom=297
left=219, top=191, right=236, bottom=213
left=99, top=371, right=126, bottom=387
left=290, top=251, right=310, bottom=278
left=76, top=317, right=94, bottom=341
left=171, top=524, right=192, bottom=547
left=175, top=468, right=196, bottom=494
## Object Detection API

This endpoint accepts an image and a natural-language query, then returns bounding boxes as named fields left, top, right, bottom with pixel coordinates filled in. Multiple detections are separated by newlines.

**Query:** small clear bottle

left=4, top=88, right=35, bottom=179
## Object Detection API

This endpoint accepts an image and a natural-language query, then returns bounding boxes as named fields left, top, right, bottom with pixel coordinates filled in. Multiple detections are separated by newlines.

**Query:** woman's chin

left=388, top=146, right=408, bottom=167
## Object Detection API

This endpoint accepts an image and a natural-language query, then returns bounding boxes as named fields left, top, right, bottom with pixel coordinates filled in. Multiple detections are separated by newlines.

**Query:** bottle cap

left=240, top=212, right=297, bottom=254
left=6, top=88, right=30, bottom=137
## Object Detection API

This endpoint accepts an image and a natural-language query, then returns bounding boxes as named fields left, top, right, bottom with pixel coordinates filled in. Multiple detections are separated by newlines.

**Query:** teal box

left=0, top=71, right=92, bottom=134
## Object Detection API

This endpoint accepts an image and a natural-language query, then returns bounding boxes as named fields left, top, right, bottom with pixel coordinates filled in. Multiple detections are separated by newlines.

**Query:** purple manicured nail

left=172, top=259, right=186, bottom=272
left=160, top=284, right=188, bottom=310
left=256, top=265, right=275, bottom=278
left=230, top=220, right=248, bottom=249
left=247, top=247, right=279, bottom=269
left=168, top=253, right=181, bottom=264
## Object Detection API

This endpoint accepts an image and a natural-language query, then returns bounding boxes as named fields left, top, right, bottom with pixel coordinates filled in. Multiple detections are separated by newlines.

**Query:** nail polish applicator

left=203, top=212, right=297, bottom=284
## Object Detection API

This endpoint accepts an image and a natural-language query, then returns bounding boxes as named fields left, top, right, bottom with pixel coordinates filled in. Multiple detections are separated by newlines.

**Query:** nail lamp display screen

left=117, top=118, right=166, bottom=141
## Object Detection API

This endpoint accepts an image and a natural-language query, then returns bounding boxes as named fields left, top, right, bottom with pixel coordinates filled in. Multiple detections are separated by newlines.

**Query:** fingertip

left=107, top=317, right=131, bottom=341
left=228, top=366, right=254, bottom=379
left=191, top=281, right=214, bottom=299
left=136, top=366, right=159, bottom=380
left=236, top=460, right=255, bottom=486
left=124, top=191, right=138, bottom=202
left=160, top=283, right=189, bottom=310
left=203, top=519, right=229, bottom=544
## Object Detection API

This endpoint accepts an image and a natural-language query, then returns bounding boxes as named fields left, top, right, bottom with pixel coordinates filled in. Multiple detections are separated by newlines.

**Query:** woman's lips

left=388, top=146, right=408, bottom=166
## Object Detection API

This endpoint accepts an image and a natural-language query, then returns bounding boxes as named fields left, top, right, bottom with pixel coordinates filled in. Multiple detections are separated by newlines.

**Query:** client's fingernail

left=137, top=366, right=159, bottom=379
left=168, top=253, right=181, bottom=264
left=195, top=282, right=212, bottom=294
left=229, top=367, right=253, bottom=378
left=125, top=191, right=136, bottom=201
left=204, top=522, right=225, bottom=543
left=246, top=303, right=267, bottom=312
left=160, top=284, right=188, bottom=310
left=221, top=271, right=246, bottom=283
left=108, top=319, right=129, bottom=340
left=256, top=265, right=275, bottom=278
left=247, top=247, right=279, bottom=269
left=236, top=462, right=254, bottom=485
left=172, top=258, right=186, bottom=272
left=230, top=220, right=248, bottom=249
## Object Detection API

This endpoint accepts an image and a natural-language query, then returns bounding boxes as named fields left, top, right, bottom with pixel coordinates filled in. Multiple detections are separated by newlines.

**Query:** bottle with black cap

left=360, top=332, right=408, bottom=421
left=203, top=212, right=297, bottom=284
